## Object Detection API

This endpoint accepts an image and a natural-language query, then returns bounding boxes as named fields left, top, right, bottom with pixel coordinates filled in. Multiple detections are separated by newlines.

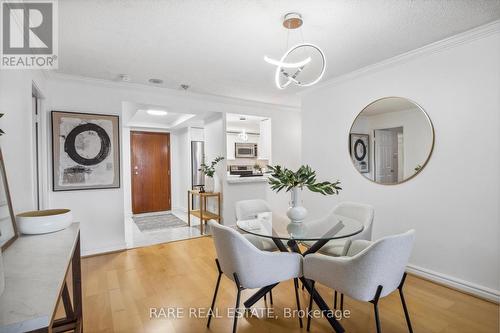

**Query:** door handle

left=134, top=171, right=139, bottom=175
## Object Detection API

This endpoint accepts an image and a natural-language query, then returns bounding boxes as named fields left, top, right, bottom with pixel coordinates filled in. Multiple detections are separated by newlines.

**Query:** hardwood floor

left=80, top=237, right=499, bottom=333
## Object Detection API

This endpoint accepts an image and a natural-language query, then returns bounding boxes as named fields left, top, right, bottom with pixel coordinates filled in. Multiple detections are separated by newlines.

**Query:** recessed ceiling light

left=148, top=78, right=164, bottom=84
left=147, top=109, right=168, bottom=116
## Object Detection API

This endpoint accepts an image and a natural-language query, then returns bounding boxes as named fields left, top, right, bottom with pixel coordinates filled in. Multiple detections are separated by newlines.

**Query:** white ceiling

left=57, top=0, right=500, bottom=107
left=128, top=108, right=195, bottom=129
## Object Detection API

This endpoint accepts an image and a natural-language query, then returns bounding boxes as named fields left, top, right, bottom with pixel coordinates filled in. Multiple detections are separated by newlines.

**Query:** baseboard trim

left=406, top=264, right=500, bottom=303
left=82, top=243, right=127, bottom=257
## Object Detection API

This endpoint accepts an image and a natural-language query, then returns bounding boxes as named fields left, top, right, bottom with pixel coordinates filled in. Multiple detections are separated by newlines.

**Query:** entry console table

left=0, top=223, right=82, bottom=333
left=187, top=190, right=221, bottom=234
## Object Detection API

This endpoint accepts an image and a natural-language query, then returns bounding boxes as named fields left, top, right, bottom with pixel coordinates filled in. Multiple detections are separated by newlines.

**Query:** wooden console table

left=0, top=223, right=82, bottom=333
left=188, top=190, right=221, bottom=234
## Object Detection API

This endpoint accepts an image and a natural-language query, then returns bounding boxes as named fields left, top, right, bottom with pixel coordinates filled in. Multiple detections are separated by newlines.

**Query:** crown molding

left=301, top=20, right=500, bottom=96
left=46, top=72, right=300, bottom=113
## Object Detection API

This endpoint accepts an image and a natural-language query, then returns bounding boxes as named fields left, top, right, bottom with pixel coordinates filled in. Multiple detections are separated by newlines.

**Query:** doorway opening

left=374, top=127, right=404, bottom=184
left=123, top=103, right=219, bottom=249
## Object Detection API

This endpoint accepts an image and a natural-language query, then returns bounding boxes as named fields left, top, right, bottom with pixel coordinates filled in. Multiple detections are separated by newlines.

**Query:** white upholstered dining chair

left=305, top=202, right=375, bottom=256
left=207, top=221, right=303, bottom=333
left=235, top=199, right=271, bottom=220
left=235, top=199, right=278, bottom=252
left=303, top=230, right=416, bottom=333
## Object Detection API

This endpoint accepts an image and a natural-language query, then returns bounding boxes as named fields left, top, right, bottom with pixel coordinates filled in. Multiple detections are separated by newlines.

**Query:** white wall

left=301, top=29, right=500, bottom=299
left=171, top=127, right=190, bottom=212
left=0, top=71, right=47, bottom=214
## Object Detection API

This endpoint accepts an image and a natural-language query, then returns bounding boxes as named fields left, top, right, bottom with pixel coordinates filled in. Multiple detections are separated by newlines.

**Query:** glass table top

left=236, top=211, right=364, bottom=241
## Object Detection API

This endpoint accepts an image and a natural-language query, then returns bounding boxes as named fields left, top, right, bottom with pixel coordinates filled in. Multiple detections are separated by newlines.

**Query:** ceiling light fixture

left=147, top=109, right=168, bottom=116
left=264, top=12, right=326, bottom=90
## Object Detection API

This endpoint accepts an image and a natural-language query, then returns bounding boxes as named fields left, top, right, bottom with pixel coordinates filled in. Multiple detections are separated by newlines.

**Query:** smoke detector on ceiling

left=148, top=78, right=164, bottom=84
left=118, top=74, right=131, bottom=82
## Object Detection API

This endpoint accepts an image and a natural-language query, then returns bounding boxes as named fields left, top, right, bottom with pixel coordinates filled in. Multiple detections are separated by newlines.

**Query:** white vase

left=205, top=173, right=221, bottom=193
left=287, top=187, right=308, bottom=223
left=213, top=173, right=221, bottom=193
left=205, top=176, right=214, bottom=192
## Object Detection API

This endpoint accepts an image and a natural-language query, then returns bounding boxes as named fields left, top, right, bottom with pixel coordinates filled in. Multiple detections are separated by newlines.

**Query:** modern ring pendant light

left=264, top=12, right=326, bottom=89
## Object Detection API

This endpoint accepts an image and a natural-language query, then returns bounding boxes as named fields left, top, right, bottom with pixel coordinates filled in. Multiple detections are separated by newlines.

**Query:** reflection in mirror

left=350, top=97, right=434, bottom=185
left=0, top=149, right=18, bottom=250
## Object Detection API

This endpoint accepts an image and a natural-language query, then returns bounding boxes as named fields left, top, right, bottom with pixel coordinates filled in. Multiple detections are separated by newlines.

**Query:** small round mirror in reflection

left=349, top=97, right=434, bottom=185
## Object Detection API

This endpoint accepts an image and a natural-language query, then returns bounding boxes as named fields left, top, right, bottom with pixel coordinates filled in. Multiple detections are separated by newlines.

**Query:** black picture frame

left=51, top=111, right=121, bottom=191
left=349, top=133, right=370, bottom=174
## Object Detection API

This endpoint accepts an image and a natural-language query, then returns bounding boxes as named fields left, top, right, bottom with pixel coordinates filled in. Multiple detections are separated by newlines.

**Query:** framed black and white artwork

left=52, top=111, right=120, bottom=191
left=350, top=133, right=370, bottom=173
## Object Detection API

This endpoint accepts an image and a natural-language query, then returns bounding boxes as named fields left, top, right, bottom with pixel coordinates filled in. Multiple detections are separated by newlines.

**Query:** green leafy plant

left=199, top=156, right=224, bottom=178
left=267, top=165, right=342, bottom=195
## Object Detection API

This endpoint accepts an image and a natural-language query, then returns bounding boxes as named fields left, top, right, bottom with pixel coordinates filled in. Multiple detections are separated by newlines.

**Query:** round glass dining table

left=236, top=211, right=364, bottom=242
left=236, top=211, right=364, bottom=333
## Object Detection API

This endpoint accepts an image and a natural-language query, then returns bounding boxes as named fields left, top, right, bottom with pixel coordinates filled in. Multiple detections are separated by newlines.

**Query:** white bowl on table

left=16, top=209, right=73, bottom=235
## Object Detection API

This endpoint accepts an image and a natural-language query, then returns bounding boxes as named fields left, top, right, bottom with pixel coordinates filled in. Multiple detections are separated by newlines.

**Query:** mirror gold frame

left=349, top=97, right=435, bottom=185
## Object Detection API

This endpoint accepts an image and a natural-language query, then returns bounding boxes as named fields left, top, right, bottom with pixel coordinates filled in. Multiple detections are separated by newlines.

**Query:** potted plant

left=267, top=165, right=342, bottom=223
left=199, top=156, right=224, bottom=192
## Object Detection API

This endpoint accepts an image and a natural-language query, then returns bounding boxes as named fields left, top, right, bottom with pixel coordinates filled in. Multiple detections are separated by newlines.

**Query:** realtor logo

left=1, top=0, right=58, bottom=69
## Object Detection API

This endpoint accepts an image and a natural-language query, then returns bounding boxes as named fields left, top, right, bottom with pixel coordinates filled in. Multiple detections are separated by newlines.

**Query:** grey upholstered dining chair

left=235, top=199, right=278, bottom=252
left=235, top=199, right=271, bottom=220
left=303, top=201, right=375, bottom=256
left=207, top=221, right=303, bottom=333
left=303, top=230, right=416, bottom=333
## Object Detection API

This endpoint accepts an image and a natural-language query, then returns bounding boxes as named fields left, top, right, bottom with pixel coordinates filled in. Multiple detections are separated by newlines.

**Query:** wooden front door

left=131, top=131, right=171, bottom=214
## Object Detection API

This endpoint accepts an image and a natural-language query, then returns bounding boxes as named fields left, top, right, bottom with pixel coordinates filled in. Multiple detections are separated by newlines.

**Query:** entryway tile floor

left=126, top=209, right=206, bottom=249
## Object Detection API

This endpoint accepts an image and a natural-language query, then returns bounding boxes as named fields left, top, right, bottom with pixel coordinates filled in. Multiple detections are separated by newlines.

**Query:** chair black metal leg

left=373, top=302, right=381, bottom=333
left=340, top=293, right=344, bottom=312
left=334, top=290, right=337, bottom=309
left=307, top=281, right=315, bottom=331
left=232, top=273, right=243, bottom=333
left=293, top=278, right=303, bottom=328
left=398, top=273, right=413, bottom=333
left=370, top=285, right=384, bottom=333
left=269, top=290, right=273, bottom=305
left=207, top=259, right=222, bottom=328
left=264, top=293, right=267, bottom=302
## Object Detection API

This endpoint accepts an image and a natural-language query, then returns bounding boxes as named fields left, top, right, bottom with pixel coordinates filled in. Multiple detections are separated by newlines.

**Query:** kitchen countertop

left=226, top=174, right=270, bottom=184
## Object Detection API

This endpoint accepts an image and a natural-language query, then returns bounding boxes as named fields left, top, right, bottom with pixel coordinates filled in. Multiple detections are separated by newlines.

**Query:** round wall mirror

left=349, top=97, right=434, bottom=185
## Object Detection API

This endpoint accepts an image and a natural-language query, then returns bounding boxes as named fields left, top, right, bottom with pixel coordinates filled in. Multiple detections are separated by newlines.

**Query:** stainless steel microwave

left=235, top=143, right=258, bottom=158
